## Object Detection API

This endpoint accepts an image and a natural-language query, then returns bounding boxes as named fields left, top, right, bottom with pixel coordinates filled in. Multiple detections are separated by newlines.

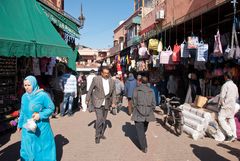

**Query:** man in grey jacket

left=86, top=66, right=116, bottom=144
left=131, top=76, right=156, bottom=153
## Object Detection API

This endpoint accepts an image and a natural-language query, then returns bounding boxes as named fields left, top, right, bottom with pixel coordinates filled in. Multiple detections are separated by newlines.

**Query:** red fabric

left=10, top=111, right=19, bottom=117
left=235, top=115, right=240, bottom=140
left=117, top=63, right=122, bottom=71
left=172, top=44, right=181, bottom=62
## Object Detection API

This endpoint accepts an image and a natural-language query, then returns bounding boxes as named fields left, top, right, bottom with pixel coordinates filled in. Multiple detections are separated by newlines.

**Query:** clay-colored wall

left=141, top=0, right=226, bottom=33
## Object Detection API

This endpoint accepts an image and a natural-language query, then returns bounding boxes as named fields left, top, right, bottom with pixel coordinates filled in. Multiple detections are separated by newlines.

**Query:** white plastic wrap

left=184, top=117, right=204, bottom=131
left=180, top=103, right=213, bottom=123
left=182, top=110, right=206, bottom=125
left=183, top=125, right=202, bottom=140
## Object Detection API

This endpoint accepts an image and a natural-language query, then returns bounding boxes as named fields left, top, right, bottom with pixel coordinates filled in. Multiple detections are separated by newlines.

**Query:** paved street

left=0, top=98, right=240, bottom=161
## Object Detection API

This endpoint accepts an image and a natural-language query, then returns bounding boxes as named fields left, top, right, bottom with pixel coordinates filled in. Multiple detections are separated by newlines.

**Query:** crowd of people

left=17, top=65, right=240, bottom=160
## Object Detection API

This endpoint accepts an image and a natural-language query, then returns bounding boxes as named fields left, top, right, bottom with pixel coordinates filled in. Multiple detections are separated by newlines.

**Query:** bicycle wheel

left=163, top=116, right=167, bottom=126
left=174, top=123, right=183, bottom=136
left=174, top=112, right=183, bottom=136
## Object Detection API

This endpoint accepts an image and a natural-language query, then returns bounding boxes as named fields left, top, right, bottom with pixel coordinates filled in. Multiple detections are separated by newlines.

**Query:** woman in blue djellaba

left=17, top=75, right=56, bottom=161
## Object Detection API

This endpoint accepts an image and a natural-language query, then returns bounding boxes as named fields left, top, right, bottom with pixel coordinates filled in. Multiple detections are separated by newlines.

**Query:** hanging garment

left=157, top=40, right=163, bottom=52
left=148, top=39, right=159, bottom=51
left=188, top=36, right=199, bottom=49
left=152, top=54, right=160, bottom=67
left=117, top=63, right=122, bottom=71
left=181, top=41, right=189, bottom=58
left=131, top=60, right=136, bottom=69
left=32, top=58, right=41, bottom=76
left=213, top=30, right=223, bottom=57
left=225, top=24, right=240, bottom=59
left=172, top=44, right=181, bottom=62
left=196, top=41, right=208, bottom=62
left=138, top=46, right=149, bottom=59
left=160, top=46, right=173, bottom=64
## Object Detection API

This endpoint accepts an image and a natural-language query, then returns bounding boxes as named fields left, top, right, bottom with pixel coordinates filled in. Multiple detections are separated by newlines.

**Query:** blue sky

left=65, top=0, right=134, bottom=49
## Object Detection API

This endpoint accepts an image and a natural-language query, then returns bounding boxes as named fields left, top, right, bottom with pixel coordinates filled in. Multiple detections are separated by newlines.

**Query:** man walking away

left=60, top=67, right=77, bottom=116
left=114, top=75, right=124, bottom=110
left=124, top=73, right=137, bottom=115
left=218, top=72, right=239, bottom=142
left=131, top=76, right=156, bottom=153
left=86, top=66, right=116, bottom=144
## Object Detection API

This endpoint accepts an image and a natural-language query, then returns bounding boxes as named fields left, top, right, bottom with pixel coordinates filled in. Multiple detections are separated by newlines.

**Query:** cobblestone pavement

left=1, top=97, right=240, bottom=161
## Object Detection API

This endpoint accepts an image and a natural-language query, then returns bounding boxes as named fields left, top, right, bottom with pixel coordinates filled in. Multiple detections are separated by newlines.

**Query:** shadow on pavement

left=0, top=134, right=69, bottom=161
left=190, top=144, right=230, bottom=161
left=156, top=118, right=177, bottom=136
left=0, top=141, right=20, bottom=161
left=122, top=122, right=140, bottom=150
left=88, top=120, right=112, bottom=129
left=0, top=129, right=14, bottom=148
left=118, top=106, right=129, bottom=115
left=218, top=143, right=240, bottom=160
left=55, top=134, right=69, bottom=161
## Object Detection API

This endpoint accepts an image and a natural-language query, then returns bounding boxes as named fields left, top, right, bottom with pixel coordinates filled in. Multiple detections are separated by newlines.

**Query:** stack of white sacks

left=179, top=103, right=213, bottom=140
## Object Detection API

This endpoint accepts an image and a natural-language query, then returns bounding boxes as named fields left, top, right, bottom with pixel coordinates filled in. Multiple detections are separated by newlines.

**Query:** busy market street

left=1, top=97, right=240, bottom=161
left=1, top=0, right=240, bottom=161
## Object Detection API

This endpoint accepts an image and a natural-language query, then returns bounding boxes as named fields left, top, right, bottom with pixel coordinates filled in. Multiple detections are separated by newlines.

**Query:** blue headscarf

left=24, top=75, right=40, bottom=96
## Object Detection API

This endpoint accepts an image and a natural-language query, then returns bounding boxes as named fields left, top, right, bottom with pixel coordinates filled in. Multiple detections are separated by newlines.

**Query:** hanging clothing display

left=152, top=54, right=160, bottom=67
left=157, top=40, right=163, bottom=52
left=181, top=41, right=189, bottom=58
left=45, top=57, right=56, bottom=75
left=148, top=39, right=159, bottom=51
left=196, top=42, right=208, bottom=62
left=160, top=46, right=173, bottom=64
left=32, top=58, right=41, bottom=76
left=188, top=36, right=199, bottom=49
left=213, top=30, right=223, bottom=57
left=172, top=44, right=181, bottom=62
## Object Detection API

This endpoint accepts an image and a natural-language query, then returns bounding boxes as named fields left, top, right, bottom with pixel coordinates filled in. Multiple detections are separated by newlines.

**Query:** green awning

left=67, top=49, right=78, bottom=70
left=40, top=3, right=80, bottom=38
left=0, top=0, right=73, bottom=58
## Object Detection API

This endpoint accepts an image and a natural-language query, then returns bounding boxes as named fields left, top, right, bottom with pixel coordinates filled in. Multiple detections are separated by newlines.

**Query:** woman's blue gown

left=18, top=91, right=56, bottom=161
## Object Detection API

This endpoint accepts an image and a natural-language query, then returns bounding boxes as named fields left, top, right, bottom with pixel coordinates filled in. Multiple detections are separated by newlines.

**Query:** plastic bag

left=23, top=118, right=37, bottom=133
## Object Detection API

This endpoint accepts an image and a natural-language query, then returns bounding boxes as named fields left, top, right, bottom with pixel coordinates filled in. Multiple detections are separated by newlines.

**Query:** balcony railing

left=125, top=16, right=141, bottom=29
left=38, top=0, right=81, bottom=27
left=127, top=36, right=141, bottom=47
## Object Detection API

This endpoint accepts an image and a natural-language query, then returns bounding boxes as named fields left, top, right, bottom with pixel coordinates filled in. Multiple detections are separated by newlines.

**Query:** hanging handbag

left=172, top=43, right=181, bottom=62
left=157, top=40, right=163, bottom=52
left=227, top=24, right=239, bottom=60
left=148, top=39, right=159, bottom=51
left=188, top=36, right=199, bottom=49
left=234, top=29, right=240, bottom=59
left=160, top=46, right=173, bottom=64
left=152, top=54, right=160, bottom=67
left=138, top=46, right=149, bottom=59
left=180, top=40, right=189, bottom=58
left=196, top=41, right=208, bottom=62
left=213, top=30, right=223, bottom=57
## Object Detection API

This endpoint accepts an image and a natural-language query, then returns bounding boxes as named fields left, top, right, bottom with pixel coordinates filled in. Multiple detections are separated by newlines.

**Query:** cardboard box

left=194, top=95, right=208, bottom=108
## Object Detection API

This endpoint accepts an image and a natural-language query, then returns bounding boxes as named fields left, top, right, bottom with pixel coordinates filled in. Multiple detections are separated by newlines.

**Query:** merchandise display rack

left=0, top=56, right=19, bottom=134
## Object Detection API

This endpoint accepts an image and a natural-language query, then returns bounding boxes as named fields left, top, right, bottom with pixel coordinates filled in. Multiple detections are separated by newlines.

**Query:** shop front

left=0, top=0, right=76, bottom=134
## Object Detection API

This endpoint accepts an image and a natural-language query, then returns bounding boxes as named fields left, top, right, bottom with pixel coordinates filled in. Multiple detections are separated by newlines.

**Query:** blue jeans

left=61, top=93, right=74, bottom=115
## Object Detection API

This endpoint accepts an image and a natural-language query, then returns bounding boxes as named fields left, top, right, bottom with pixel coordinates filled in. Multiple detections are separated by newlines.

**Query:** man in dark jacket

left=131, top=76, right=156, bottom=153
left=124, top=73, right=137, bottom=115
